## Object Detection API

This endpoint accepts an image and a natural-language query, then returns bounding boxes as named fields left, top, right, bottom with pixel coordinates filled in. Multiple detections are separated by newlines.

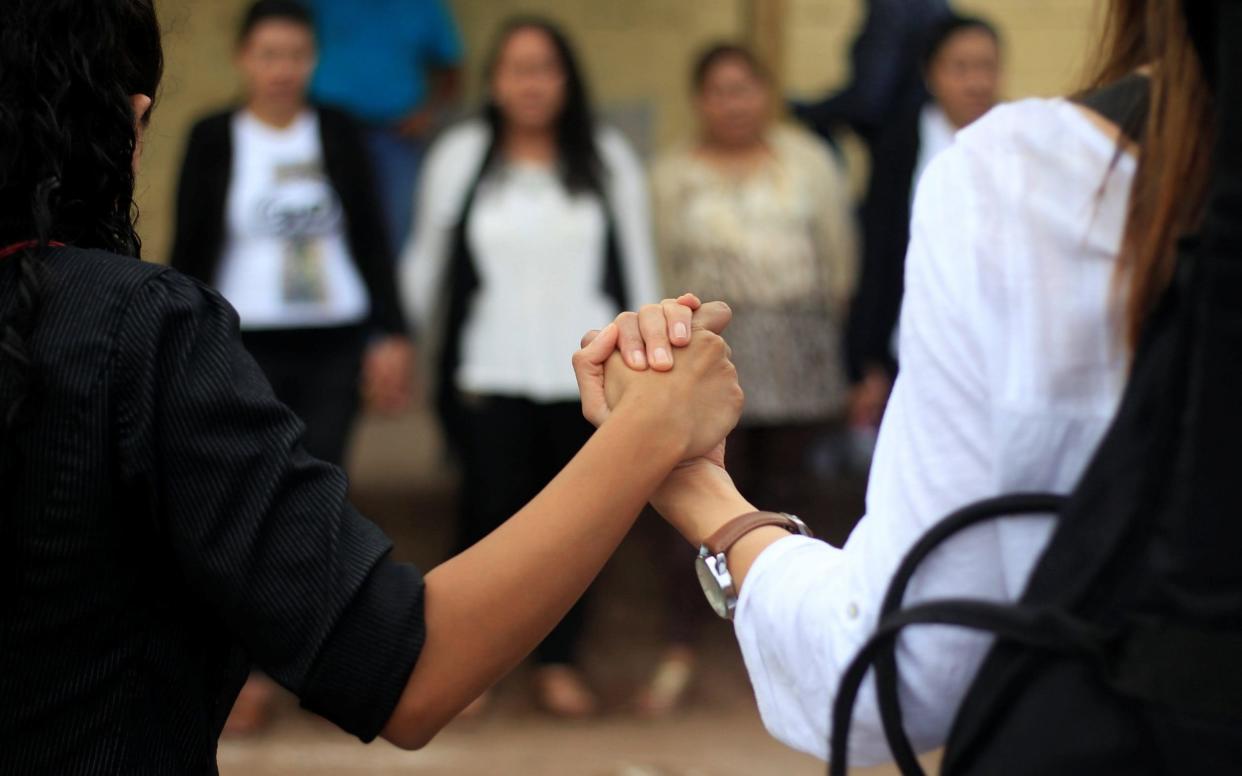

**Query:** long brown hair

left=1088, top=0, right=1216, bottom=348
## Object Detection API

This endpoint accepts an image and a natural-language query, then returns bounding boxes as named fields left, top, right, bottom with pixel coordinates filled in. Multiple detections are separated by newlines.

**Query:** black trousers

left=241, top=325, right=366, bottom=467
left=455, top=394, right=593, bottom=666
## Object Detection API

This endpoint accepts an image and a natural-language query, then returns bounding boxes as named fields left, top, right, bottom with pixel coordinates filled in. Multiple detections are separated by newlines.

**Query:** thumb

left=579, top=323, right=618, bottom=364
left=691, top=301, right=733, bottom=335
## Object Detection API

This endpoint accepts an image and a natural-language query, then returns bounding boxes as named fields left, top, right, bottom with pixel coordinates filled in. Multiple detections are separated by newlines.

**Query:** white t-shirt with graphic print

left=216, top=109, right=370, bottom=330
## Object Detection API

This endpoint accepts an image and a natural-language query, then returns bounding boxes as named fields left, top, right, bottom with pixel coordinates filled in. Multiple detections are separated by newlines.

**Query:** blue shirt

left=308, top=0, right=463, bottom=125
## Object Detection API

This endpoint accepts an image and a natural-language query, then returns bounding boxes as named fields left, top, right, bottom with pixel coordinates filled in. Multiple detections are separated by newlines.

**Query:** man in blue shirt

left=308, top=0, right=464, bottom=256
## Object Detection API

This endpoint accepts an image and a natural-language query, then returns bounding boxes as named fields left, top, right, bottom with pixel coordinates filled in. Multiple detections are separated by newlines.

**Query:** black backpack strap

left=1072, top=72, right=1150, bottom=146
left=829, top=598, right=1109, bottom=776
left=869, top=494, right=1067, bottom=774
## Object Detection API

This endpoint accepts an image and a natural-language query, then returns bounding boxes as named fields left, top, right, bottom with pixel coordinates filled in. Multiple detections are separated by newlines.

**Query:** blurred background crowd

left=137, top=1, right=1093, bottom=772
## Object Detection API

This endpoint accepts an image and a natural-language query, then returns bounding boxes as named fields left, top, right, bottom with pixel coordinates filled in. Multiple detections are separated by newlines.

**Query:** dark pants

left=455, top=394, right=594, bottom=666
left=241, top=325, right=367, bottom=467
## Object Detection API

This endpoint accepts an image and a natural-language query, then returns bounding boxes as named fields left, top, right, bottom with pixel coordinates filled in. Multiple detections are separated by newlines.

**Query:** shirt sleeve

left=804, top=132, right=859, bottom=318
left=649, top=154, right=684, bottom=296
left=601, top=129, right=663, bottom=305
left=112, top=270, right=426, bottom=742
left=421, top=0, right=464, bottom=68
left=399, top=126, right=479, bottom=332
left=733, top=144, right=1008, bottom=765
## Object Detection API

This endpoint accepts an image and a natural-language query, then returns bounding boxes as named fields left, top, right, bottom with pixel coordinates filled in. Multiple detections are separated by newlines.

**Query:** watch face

left=695, top=555, right=731, bottom=619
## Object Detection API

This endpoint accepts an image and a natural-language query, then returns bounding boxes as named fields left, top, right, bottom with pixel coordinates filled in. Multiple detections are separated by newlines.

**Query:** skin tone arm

left=381, top=320, right=743, bottom=749
left=579, top=298, right=795, bottom=598
left=398, top=67, right=463, bottom=139
left=650, top=460, right=791, bottom=590
left=362, top=337, right=415, bottom=414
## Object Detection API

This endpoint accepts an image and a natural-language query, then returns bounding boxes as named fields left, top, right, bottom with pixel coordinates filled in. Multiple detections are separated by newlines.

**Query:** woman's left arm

left=602, top=130, right=664, bottom=307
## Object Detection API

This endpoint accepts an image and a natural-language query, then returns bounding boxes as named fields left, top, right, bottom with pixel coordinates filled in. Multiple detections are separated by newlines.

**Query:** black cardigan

left=0, top=247, right=425, bottom=773
left=170, top=105, right=409, bottom=335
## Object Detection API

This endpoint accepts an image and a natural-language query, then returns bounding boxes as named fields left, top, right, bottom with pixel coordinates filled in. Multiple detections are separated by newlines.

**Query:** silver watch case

left=696, top=513, right=811, bottom=620
left=695, top=548, right=737, bottom=620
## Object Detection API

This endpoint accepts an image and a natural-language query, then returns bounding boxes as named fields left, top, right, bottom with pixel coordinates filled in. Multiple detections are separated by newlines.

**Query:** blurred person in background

left=791, top=0, right=952, bottom=149
left=641, top=43, right=856, bottom=716
left=307, top=0, right=464, bottom=256
left=401, top=17, right=661, bottom=718
left=845, top=15, right=1002, bottom=434
left=170, top=0, right=413, bottom=732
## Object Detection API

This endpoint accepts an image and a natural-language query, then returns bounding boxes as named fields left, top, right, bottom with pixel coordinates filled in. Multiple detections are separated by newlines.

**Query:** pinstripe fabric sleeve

left=111, top=269, right=426, bottom=741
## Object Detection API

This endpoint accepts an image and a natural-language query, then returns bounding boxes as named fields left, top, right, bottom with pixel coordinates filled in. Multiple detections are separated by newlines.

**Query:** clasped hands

left=572, top=294, right=757, bottom=547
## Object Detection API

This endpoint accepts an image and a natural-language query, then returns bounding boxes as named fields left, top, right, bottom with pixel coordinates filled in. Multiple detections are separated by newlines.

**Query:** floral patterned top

left=652, top=125, right=858, bottom=424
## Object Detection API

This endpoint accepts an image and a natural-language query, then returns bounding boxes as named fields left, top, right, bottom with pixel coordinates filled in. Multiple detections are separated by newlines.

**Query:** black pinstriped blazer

left=0, top=246, right=425, bottom=774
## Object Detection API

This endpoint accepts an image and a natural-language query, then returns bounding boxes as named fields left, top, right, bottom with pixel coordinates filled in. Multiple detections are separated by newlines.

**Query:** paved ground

left=219, top=413, right=935, bottom=775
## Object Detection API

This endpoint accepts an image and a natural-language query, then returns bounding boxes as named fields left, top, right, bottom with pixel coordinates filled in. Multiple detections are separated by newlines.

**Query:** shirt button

left=846, top=603, right=860, bottom=620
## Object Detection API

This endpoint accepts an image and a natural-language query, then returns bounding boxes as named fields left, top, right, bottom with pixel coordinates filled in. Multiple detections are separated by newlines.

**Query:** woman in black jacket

left=0, top=0, right=742, bottom=770
left=845, top=15, right=1001, bottom=433
left=171, top=0, right=412, bottom=467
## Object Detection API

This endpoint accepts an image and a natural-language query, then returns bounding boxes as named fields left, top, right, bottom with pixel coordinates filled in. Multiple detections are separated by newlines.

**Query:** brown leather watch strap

left=702, top=511, right=811, bottom=556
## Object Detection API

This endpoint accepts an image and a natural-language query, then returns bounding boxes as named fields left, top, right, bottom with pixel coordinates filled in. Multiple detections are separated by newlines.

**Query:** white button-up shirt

left=733, top=98, right=1138, bottom=765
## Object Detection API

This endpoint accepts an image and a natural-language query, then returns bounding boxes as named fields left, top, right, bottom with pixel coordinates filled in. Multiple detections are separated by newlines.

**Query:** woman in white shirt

left=400, top=17, right=660, bottom=717
left=579, top=0, right=1221, bottom=765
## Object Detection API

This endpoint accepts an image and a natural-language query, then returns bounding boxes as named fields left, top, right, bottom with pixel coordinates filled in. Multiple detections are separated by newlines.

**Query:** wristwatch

left=696, top=511, right=813, bottom=620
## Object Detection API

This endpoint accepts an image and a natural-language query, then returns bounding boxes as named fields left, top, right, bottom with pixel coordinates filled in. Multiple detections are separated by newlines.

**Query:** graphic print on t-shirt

left=219, top=110, right=370, bottom=330
left=253, top=160, right=345, bottom=306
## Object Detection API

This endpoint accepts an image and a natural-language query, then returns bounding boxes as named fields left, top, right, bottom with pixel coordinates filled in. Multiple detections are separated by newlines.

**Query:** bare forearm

left=382, top=402, right=682, bottom=748
left=652, top=465, right=789, bottom=590
left=428, top=68, right=461, bottom=110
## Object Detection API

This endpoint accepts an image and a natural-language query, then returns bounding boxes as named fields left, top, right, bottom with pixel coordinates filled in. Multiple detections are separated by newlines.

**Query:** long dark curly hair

left=0, top=0, right=163, bottom=460
left=480, top=17, right=605, bottom=196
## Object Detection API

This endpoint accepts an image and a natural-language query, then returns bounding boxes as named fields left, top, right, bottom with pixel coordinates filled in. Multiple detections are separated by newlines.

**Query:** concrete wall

left=784, top=0, right=1099, bottom=102
left=138, top=0, right=1101, bottom=259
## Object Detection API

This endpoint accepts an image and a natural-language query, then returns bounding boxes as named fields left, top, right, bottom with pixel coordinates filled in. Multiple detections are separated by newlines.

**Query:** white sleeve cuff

left=733, top=535, right=845, bottom=761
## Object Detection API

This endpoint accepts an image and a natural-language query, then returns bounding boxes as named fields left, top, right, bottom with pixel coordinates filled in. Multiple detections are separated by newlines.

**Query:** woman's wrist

left=607, top=391, right=693, bottom=464
left=651, top=461, right=756, bottom=547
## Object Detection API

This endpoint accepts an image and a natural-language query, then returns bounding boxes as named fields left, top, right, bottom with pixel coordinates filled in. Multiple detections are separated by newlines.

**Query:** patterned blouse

left=652, top=125, right=858, bottom=424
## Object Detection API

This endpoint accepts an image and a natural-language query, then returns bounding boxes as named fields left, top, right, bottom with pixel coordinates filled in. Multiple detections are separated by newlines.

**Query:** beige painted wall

left=137, top=0, right=1101, bottom=262
left=784, top=0, right=1099, bottom=102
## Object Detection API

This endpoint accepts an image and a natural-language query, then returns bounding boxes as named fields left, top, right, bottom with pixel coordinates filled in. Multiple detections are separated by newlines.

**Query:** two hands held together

left=571, top=294, right=761, bottom=552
